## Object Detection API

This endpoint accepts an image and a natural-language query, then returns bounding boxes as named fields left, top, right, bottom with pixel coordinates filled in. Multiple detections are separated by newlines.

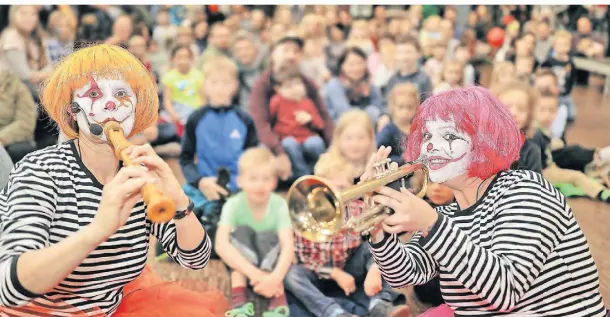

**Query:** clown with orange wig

left=0, top=44, right=228, bottom=316
left=362, top=87, right=606, bottom=316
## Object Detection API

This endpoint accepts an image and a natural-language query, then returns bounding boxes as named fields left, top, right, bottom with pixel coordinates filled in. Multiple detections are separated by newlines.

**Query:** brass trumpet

left=104, top=121, right=176, bottom=223
left=287, top=160, right=428, bottom=242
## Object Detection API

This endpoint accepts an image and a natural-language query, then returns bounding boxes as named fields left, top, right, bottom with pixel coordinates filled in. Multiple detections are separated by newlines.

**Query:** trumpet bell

left=287, top=176, right=345, bottom=243
left=287, top=162, right=429, bottom=243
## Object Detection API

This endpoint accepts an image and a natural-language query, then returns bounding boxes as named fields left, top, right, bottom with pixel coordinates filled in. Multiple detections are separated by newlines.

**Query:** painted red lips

left=427, top=153, right=467, bottom=170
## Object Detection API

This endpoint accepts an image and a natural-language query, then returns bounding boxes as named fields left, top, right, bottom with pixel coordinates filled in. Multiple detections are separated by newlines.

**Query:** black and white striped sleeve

left=369, top=232, right=439, bottom=288
left=0, top=161, right=57, bottom=307
left=419, top=177, right=568, bottom=312
left=150, top=222, right=211, bottom=270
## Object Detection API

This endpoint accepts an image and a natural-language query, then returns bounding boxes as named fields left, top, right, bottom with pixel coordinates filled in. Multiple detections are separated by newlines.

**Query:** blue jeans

left=281, top=136, right=326, bottom=179
left=284, top=243, right=400, bottom=317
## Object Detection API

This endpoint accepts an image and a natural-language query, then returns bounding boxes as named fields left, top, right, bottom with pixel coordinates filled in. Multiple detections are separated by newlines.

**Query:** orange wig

left=40, top=44, right=158, bottom=139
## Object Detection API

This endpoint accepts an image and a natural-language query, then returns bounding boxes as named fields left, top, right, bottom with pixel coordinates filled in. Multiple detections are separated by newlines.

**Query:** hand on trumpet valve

left=362, top=146, right=438, bottom=240
left=124, top=144, right=190, bottom=210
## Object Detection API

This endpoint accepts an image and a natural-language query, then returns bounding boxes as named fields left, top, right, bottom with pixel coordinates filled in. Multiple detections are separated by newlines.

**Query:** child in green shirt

left=161, top=45, right=204, bottom=125
left=216, top=147, right=294, bottom=317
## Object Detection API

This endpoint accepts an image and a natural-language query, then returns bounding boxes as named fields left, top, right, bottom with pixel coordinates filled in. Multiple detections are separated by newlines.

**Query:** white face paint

left=419, top=118, right=473, bottom=183
left=72, top=76, right=137, bottom=141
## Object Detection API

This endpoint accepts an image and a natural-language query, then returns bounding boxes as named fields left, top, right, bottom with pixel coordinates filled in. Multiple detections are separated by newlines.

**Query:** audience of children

left=3, top=5, right=610, bottom=316
left=216, top=147, right=294, bottom=316
left=271, top=64, right=327, bottom=179
left=179, top=56, right=258, bottom=209
left=285, top=153, right=410, bottom=317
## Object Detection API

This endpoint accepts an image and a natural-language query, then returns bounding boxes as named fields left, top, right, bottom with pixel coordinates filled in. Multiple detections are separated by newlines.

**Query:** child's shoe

left=225, top=302, right=255, bottom=317
left=262, top=305, right=289, bottom=317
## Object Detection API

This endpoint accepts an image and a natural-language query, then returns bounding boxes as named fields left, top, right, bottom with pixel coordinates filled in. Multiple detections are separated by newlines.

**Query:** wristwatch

left=173, top=199, right=194, bottom=220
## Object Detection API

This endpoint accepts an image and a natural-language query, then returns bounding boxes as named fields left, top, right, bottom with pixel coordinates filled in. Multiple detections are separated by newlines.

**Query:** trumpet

left=104, top=121, right=176, bottom=223
left=287, top=160, right=428, bottom=242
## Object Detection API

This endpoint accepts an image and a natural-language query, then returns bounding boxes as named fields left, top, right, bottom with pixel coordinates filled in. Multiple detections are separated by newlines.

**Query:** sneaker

left=225, top=302, right=255, bottom=317
left=369, top=300, right=411, bottom=317
left=262, top=305, right=289, bottom=317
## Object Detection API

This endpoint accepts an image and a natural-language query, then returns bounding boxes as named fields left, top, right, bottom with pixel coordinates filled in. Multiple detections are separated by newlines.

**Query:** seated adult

left=0, top=5, right=51, bottom=96
left=0, top=70, right=37, bottom=163
left=323, top=47, right=385, bottom=125
left=249, top=36, right=334, bottom=182
left=0, top=44, right=227, bottom=316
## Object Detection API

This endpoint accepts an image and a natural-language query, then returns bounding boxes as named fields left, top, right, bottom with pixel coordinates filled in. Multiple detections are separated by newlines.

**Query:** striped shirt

left=0, top=141, right=211, bottom=315
left=370, top=170, right=606, bottom=316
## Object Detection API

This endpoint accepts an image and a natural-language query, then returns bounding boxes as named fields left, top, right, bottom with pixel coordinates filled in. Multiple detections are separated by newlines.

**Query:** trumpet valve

left=373, top=158, right=394, bottom=179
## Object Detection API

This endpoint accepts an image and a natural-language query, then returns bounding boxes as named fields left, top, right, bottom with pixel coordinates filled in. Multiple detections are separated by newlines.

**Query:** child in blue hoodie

left=179, top=55, right=258, bottom=209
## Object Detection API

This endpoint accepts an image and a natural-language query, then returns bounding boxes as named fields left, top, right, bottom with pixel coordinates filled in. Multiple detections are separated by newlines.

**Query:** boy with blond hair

left=541, top=30, right=577, bottom=123
left=179, top=55, right=258, bottom=207
left=285, top=154, right=410, bottom=317
left=216, top=147, right=294, bottom=316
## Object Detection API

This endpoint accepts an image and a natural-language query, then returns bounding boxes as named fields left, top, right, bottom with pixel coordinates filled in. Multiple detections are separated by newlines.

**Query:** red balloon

left=487, top=27, right=505, bottom=48
left=502, top=15, right=515, bottom=25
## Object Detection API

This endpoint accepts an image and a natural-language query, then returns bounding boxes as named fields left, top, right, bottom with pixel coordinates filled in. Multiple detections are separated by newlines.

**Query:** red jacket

left=249, top=69, right=334, bottom=155
left=269, top=94, right=324, bottom=143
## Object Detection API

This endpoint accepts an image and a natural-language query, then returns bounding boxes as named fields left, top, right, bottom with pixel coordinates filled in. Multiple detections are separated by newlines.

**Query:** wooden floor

left=157, top=84, right=610, bottom=314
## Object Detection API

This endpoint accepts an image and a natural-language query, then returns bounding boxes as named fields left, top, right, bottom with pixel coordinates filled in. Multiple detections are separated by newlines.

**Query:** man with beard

left=249, top=36, right=334, bottom=183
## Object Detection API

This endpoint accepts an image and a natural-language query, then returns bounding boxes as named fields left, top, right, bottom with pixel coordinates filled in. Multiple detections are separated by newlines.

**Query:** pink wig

left=405, top=86, right=523, bottom=179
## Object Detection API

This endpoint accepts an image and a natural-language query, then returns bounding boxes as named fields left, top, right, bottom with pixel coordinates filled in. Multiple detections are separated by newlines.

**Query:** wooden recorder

left=104, top=121, right=176, bottom=223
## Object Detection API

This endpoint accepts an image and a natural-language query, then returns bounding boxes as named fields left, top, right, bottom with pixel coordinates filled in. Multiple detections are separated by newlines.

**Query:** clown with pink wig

left=362, top=86, right=606, bottom=316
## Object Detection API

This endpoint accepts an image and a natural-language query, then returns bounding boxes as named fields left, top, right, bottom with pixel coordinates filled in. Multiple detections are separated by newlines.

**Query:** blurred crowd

left=1, top=4, right=610, bottom=316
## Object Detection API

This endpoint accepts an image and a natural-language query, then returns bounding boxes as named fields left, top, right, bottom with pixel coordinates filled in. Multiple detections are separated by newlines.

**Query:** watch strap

left=173, top=199, right=194, bottom=220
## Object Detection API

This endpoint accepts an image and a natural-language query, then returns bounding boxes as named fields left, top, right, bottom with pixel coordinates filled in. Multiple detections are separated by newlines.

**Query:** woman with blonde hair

left=0, top=44, right=228, bottom=316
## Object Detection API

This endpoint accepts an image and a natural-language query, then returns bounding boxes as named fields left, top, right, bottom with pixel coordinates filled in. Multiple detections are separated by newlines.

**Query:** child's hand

left=198, top=177, right=229, bottom=200
left=295, top=111, right=312, bottom=125
left=251, top=273, right=283, bottom=298
left=364, top=264, right=383, bottom=297
left=330, top=268, right=356, bottom=296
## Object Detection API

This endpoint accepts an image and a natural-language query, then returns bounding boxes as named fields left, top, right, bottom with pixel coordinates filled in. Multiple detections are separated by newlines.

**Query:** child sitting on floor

left=285, top=154, right=410, bottom=317
left=179, top=55, right=258, bottom=208
left=325, top=109, right=377, bottom=183
left=534, top=68, right=570, bottom=140
left=271, top=65, right=327, bottom=179
left=161, top=45, right=204, bottom=129
left=532, top=91, right=610, bottom=203
left=376, top=83, right=420, bottom=166
left=216, top=147, right=294, bottom=317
